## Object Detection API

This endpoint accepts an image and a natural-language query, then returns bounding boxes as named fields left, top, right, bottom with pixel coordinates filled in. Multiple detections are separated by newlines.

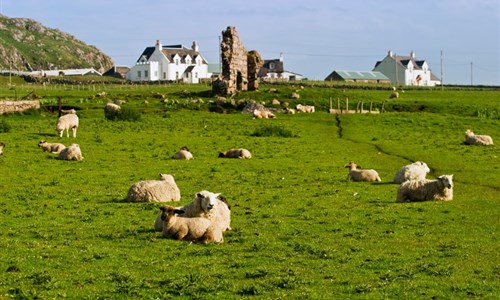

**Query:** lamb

left=38, top=140, right=66, bottom=154
left=344, top=161, right=381, bottom=182
left=0, top=142, right=4, bottom=155
left=396, top=175, right=454, bottom=202
left=172, top=146, right=193, bottom=160
left=393, top=161, right=430, bottom=183
left=464, top=129, right=494, bottom=145
left=58, top=143, right=83, bottom=161
left=56, top=114, right=79, bottom=138
left=158, top=205, right=223, bottom=243
left=295, top=104, right=315, bottom=113
left=218, top=148, right=252, bottom=159
left=127, top=173, right=181, bottom=202
left=154, top=190, right=231, bottom=233
left=253, top=109, right=276, bottom=119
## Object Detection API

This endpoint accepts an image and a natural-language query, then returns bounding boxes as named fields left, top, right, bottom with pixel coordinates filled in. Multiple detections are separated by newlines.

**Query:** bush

left=0, top=119, right=11, bottom=133
left=116, top=106, right=141, bottom=121
left=250, top=125, right=297, bottom=138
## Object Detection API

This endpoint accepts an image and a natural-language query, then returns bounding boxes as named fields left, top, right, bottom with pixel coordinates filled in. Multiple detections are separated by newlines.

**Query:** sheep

left=172, top=146, right=193, bottom=160
left=60, top=108, right=76, bottom=115
left=56, top=114, right=79, bottom=138
left=154, top=190, right=231, bottom=233
left=464, top=129, right=494, bottom=145
left=393, top=161, right=431, bottom=183
left=127, top=173, right=180, bottom=202
left=396, top=175, right=454, bottom=202
left=295, top=104, right=315, bottom=113
left=390, top=92, right=399, bottom=99
left=58, top=143, right=83, bottom=161
left=104, top=102, right=121, bottom=120
left=253, top=109, right=276, bottom=119
left=0, top=142, right=4, bottom=155
left=38, top=140, right=66, bottom=154
left=344, top=161, right=381, bottom=182
left=218, top=148, right=252, bottom=159
left=159, top=205, right=223, bottom=243
left=284, top=107, right=296, bottom=114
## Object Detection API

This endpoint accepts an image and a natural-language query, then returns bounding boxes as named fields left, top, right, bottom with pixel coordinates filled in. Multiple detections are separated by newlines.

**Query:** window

left=137, top=71, right=141, bottom=77
left=175, top=72, right=179, bottom=79
left=175, top=59, right=179, bottom=65
left=163, top=72, right=166, bottom=79
left=195, top=72, right=198, bottom=78
left=145, top=70, right=149, bottom=78
left=270, top=62, right=275, bottom=70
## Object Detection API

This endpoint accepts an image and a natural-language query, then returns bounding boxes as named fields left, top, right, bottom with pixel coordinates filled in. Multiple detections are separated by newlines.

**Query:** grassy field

left=0, top=80, right=499, bottom=299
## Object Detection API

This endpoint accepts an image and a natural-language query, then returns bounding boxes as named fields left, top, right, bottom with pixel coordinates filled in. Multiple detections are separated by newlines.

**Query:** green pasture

left=0, top=81, right=499, bottom=299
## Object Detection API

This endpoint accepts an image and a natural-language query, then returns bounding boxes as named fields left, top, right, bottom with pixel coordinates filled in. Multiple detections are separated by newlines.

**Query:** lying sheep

left=58, top=143, right=83, bottom=161
left=127, top=174, right=181, bottom=202
left=155, top=191, right=231, bottom=233
left=396, top=175, right=454, bottom=202
left=284, top=107, right=296, bottom=114
left=56, top=114, right=79, bottom=138
left=172, top=146, right=193, bottom=160
left=253, top=109, right=276, bottom=119
left=295, top=104, right=315, bottom=113
left=159, top=205, right=223, bottom=243
left=393, top=161, right=430, bottom=183
left=218, top=148, right=252, bottom=159
left=0, top=142, right=4, bottom=155
left=464, top=129, right=494, bottom=145
left=38, top=140, right=66, bottom=154
left=344, top=161, right=381, bottom=182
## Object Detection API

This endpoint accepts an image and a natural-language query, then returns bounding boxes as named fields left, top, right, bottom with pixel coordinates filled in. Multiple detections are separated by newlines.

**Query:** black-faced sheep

left=464, top=129, right=494, bottom=145
left=38, top=140, right=66, bottom=154
left=127, top=174, right=181, bottom=202
left=0, top=142, right=4, bottom=155
left=396, top=175, right=454, bottom=202
left=218, top=148, right=252, bottom=159
left=295, top=104, right=315, bottom=113
left=159, top=205, right=223, bottom=243
left=393, top=161, right=430, bottom=183
left=56, top=114, right=79, bottom=138
left=172, top=146, right=193, bottom=160
left=344, top=161, right=381, bottom=182
left=58, top=143, right=83, bottom=161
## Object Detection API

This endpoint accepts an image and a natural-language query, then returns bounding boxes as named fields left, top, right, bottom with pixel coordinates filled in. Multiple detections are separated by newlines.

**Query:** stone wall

left=0, top=100, right=40, bottom=114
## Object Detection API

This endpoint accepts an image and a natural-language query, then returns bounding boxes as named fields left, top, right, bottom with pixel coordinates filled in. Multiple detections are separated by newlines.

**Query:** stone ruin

left=212, top=26, right=263, bottom=96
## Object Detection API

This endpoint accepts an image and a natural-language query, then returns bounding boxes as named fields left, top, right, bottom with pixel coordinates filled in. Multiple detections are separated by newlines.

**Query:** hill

left=0, top=14, right=113, bottom=73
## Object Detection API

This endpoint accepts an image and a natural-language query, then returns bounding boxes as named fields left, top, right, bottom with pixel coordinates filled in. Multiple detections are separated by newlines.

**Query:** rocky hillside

left=0, top=15, right=113, bottom=73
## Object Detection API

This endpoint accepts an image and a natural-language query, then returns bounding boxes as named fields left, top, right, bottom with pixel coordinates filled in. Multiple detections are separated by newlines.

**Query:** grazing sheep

left=159, top=205, right=223, bottom=243
left=60, top=108, right=77, bottom=115
left=0, top=142, right=4, bottom=155
left=155, top=191, right=231, bottom=233
left=390, top=92, right=399, bottom=99
left=127, top=174, right=181, bottom=202
left=38, top=140, right=66, bottom=154
left=295, top=104, right=315, bottom=113
left=56, top=114, right=79, bottom=138
left=58, top=143, right=83, bottom=161
left=464, top=129, right=494, bottom=145
left=172, top=146, right=193, bottom=160
left=253, top=109, right=276, bottom=119
left=396, top=175, right=454, bottom=202
left=218, top=148, right=252, bottom=159
left=104, top=102, right=121, bottom=120
left=344, top=161, right=381, bottom=182
left=393, top=161, right=431, bottom=183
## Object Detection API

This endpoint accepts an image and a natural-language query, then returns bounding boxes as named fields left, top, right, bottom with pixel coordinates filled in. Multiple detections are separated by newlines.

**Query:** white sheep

left=172, top=146, right=193, bottom=160
left=218, top=148, right=252, bottom=159
left=154, top=190, right=231, bottom=233
left=0, top=142, right=4, bottom=155
left=390, top=92, right=399, bottom=99
left=464, top=129, right=494, bottom=145
left=38, top=140, right=66, bottom=154
left=60, top=108, right=77, bottom=115
left=56, top=114, right=79, bottom=138
left=344, top=161, right=381, bottom=182
left=393, top=161, right=430, bottom=183
left=253, top=109, right=276, bottom=119
left=295, top=104, right=315, bottom=113
left=159, top=205, right=223, bottom=243
left=58, top=143, right=83, bottom=161
left=284, top=107, right=296, bottom=114
left=396, top=175, right=454, bottom=202
left=104, top=102, right=121, bottom=120
left=127, top=174, right=181, bottom=202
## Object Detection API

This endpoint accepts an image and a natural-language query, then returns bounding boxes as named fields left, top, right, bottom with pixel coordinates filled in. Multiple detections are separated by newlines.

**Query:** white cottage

left=126, top=40, right=209, bottom=83
left=373, top=51, right=441, bottom=86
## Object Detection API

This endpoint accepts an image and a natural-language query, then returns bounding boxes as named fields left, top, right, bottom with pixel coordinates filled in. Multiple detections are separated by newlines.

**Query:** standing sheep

left=172, top=146, right=193, bottom=160
left=344, top=161, right=381, bottom=182
left=56, top=114, right=79, bottom=138
left=464, top=129, right=494, bottom=145
left=396, top=175, right=454, bottom=202
left=38, top=140, right=66, bottom=154
left=0, top=142, right=4, bottom=155
left=104, top=102, right=121, bottom=120
left=58, top=143, right=83, bottom=161
left=218, top=148, right=252, bottom=159
left=127, top=174, right=181, bottom=202
left=295, top=104, right=315, bottom=113
left=393, top=161, right=430, bottom=183
left=159, top=205, right=223, bottom=243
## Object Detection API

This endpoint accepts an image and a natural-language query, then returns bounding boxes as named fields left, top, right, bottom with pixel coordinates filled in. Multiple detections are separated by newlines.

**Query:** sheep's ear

left=159, top=206, right=166, bottom=212
left=174, top=209, right=185, bottom=215
left=196, top=193, right=203, bottom=198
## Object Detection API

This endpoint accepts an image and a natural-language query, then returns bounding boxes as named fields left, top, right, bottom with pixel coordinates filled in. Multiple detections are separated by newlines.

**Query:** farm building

left=373, top=50, right=441, bottom=86
left=258, top=53, right=304, bottom=81
left=126, top=40, right=210, bottom=83
left=103, top=66, right=130, bottom=79
left=324, top=70, right=390, bottom=83
left=30, top=68, right=102, bottom=77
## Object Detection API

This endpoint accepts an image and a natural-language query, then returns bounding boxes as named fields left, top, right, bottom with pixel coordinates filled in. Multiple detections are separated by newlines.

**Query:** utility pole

left=470, top=62, right=473, bottom=86
left=394, top=52, right=399, bottom=85
left=440, top=50, right=444, bottom=91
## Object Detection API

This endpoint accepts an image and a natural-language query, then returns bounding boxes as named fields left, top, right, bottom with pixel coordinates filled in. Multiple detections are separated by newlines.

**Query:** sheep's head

left=218, top=152, right=226, bottom=158
left=465, top=129, right=474, bottom=137
left=38, top=140, right=47, bottom=147
left=159, top=205, right=185, bottom=221
left=159, top=174, right=176, bottom=184
left=414, top=161, right=430, bottom=173
left=180, top=146, right=190, bottom=152
left=344, top=162, right=359, bottom=170
left=196, top=191, right=220, bottom=212
left=438, top=175, right=454, bottom=189
left=0, top=142, right=4, bottom=154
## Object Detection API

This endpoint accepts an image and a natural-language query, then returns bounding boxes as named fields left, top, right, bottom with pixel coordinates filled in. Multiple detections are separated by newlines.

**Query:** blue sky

left=3, top=0, right=499, bottom=85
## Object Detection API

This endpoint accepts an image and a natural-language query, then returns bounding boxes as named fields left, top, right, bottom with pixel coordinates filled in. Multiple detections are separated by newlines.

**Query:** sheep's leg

left=72, top=127, right=77, bottom=138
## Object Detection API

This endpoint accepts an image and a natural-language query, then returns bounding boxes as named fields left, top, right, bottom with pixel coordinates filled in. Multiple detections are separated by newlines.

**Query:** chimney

left=192, top=41, right=199, bottom=52
left=388, top=50, right=393, bottom=57
left=410, top=51, right=415, bottom=59
left=279, top=52, right=284, bottom=62
left=156, top=40, right=162, bottom=51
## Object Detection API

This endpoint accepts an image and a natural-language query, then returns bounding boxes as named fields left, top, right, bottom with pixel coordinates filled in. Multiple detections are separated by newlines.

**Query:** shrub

left=105, top=106, right=141, bottom=122
left=0, top=119, right=11, bottom=133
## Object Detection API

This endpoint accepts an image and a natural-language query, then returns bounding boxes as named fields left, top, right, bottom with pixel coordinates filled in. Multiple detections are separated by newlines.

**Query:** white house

left=126, top=40, right=209, bottom=83
left=258, top=53, right=304, bottom=81
left=373, top=51, right=441, bottom=86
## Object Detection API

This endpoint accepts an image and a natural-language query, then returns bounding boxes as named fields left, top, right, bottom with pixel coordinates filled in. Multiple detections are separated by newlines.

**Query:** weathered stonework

left=0, top=100, right=40, bottom=114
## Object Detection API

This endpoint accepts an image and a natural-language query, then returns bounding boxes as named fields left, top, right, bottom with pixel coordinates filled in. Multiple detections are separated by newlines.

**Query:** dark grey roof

left=136, top=45, right=208, bottom=64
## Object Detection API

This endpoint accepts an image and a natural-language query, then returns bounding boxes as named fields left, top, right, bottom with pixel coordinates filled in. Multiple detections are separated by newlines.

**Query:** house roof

left=258, top=59, right=284, bottom=77
left=375, top=54, right=426, bottom=70
left=325, top=70, right=389, bottom=81
left=137, top=45, right=208, bottom=65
